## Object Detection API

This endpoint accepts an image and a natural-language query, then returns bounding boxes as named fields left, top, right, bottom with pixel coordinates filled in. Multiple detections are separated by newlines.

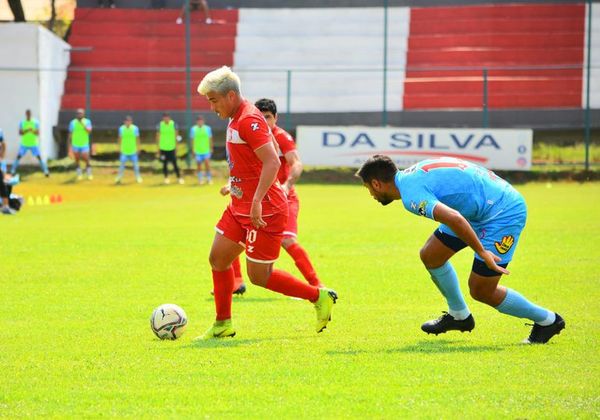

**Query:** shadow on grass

left=185, top=338, right=265, bottom=349
left=60, top=177, right=79, bottom=185
left=390, top=339, right=505, bottom=354
left=183, top=334, right=315, bottom=349
left=327, top=339, right=505, bottom=356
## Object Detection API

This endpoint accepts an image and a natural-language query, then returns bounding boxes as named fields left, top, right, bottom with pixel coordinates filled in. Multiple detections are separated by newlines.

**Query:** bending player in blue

left=356, top=155, right=565, bottom=344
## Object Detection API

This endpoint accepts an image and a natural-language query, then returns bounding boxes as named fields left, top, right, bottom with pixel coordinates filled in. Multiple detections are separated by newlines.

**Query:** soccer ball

left=150, top=304, right=188, bottom=340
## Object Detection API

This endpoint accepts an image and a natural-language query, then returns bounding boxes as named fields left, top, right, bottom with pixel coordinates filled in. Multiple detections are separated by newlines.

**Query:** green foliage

left=1, top=173, right=598, bottom=417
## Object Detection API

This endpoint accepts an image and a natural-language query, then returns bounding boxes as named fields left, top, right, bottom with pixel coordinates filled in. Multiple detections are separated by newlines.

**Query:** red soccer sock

left=212, top=268, right=234, bottom=321
left=265, top=269, right=320, bottom=302
left=285, top=243, right=322, bottom=287
left=231, top=257, right=244, bottom=289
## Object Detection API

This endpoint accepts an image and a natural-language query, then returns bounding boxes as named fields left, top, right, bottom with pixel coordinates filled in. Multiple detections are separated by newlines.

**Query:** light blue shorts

left=120, top=153, right=139, bottom=163
left=18, top=145, right=41, bottom=157
left=438, top=199, right=527, bottom=265
left=195, top=152, right=211, bottom=163
left=72, top=145, right=90, bottom=154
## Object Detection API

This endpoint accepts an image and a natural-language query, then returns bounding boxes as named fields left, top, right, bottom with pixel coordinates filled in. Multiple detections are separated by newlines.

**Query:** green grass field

left=1, top=171, right=599, bottom=418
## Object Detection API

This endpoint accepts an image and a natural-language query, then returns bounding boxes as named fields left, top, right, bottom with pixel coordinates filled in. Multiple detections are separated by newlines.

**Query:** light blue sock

left=427, top=261, right=470, bottom=320
left=11, top=157, right=20, bottom=174
left=117, top=161, right=126, bottom=178
left=133, top=161, right=140, bottom=178
left=496, top=288, right=554, bottom=324
left=205, top=171, right=211, bottom=181
left=39, top=159, right=49, bottom=174
left=197, top=171, right=203, bottom=182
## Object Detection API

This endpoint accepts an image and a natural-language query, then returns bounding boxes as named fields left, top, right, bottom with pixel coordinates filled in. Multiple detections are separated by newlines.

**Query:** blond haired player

left=196, top=66, right=337, bottom=339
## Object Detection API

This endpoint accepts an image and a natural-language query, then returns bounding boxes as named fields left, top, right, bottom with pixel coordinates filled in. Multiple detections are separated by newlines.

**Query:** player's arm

left=33, top=121, right=40, bottom=135
left=67, top=123, right=73, bottom=155
left=86, top=121, right=92, bottom=134
left=283, top=150, right=303, bottom=192
left=432, top=202, right=509, bottom=275
left=251, top=141, right=281, bottom=228
left=155, top=128, right=160, bottom=157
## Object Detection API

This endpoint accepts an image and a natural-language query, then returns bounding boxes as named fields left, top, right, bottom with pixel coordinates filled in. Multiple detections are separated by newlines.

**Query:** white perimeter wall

left=583, top=3, right=600, bottom=109
left=0, top=23, right=70, bottom=163
left=234, top=7, right=409, bottom=113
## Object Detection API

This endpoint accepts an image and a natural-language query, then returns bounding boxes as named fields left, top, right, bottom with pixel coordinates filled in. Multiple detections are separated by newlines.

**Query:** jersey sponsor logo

left=247, top=245, right=255, bottom=254
left=251, top=122, right=260, bottom=131
left=227, top=128, right=246, bottom=144
left=494, top=235, right=514, bottom=254
left=410, top=201, right=417, bottom=211
left=230, top=185, right=243, bottom=199
left=418, top=200, right=427, bottom=216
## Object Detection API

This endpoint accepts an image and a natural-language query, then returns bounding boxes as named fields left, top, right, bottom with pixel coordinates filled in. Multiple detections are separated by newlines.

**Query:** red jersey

left=226, top=100, right=287, bottom=217
left=272, top=124, right=297, bottom=197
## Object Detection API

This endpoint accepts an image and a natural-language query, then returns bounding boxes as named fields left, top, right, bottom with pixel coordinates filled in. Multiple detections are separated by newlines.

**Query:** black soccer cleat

left=233, top=283, right=247, bottom=296
left=210, top=283, right=247, bottom=297
left=524, top=313, right=565, bottom=344
left=421, top=312, right=475, bottom=335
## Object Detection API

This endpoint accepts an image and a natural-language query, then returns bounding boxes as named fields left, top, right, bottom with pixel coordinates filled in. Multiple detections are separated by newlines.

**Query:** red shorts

left=215, top=206, right=288, bottom=264
left=283, top=193, right=299, bottom=238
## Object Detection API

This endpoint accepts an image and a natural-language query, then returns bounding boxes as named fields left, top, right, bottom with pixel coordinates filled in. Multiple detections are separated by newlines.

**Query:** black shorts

left=434, top=228, right=509, bottom=277
left=160, top=150, right=176, bottom=161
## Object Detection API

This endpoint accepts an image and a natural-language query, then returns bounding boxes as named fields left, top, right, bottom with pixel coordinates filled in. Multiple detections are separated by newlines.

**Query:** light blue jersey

left=395, top=158, right=526, bottom=263
left=396, top=158, right=523, bottom=223
left=68, top=118, right=92, bottom=132
left=189, top=124, right=212, bottom=139
left=118, top=125, right=140, bottom=137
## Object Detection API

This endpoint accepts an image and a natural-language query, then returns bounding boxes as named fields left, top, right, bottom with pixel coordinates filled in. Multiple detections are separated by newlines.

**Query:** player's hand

left=219, top=184, right=230, bottom=196
left=480, top=250, right=510, bottom=275
left=250, top=199, right=266, bottom=229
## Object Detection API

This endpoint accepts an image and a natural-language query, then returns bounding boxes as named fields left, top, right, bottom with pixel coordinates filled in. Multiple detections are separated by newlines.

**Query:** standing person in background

left=156, top=113, right=183, bottom=185
left=68, top=108, right=93, bottom=181
left=116, top=116, right=142, bottom=184
left=176, top=0, right=212, bottom=24
left=11, top=110, right=49, bottom=177
left=0, top=169, right=15, bottom=215
left=190, top=115, right=213, bottom=185
left=0, top=128, right=6, bottom=173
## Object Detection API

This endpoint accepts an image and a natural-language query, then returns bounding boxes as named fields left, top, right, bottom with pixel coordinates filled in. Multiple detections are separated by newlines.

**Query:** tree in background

left=8, top=0, right=25, bottom=21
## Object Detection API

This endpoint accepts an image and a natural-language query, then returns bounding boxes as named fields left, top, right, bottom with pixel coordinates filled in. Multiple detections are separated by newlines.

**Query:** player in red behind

left=221, top=98, right=323, bottom=291
left=195, top=66, right=337, bottom=339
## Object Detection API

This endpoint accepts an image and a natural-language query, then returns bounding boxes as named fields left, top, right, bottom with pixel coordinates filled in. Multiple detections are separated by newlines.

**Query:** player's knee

left=469, top=284, right=493, bottom=304
left=247, top=275, right=266, bottom=287
left=208, top=253, right=228, bottom=271
left=281, top=237, right=296, bottom=249
left=419, top=246, right=437, bottom=268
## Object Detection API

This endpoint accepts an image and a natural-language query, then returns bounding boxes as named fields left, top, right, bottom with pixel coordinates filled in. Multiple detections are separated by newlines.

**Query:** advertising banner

left=296, top=126, right=533, bottom=170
